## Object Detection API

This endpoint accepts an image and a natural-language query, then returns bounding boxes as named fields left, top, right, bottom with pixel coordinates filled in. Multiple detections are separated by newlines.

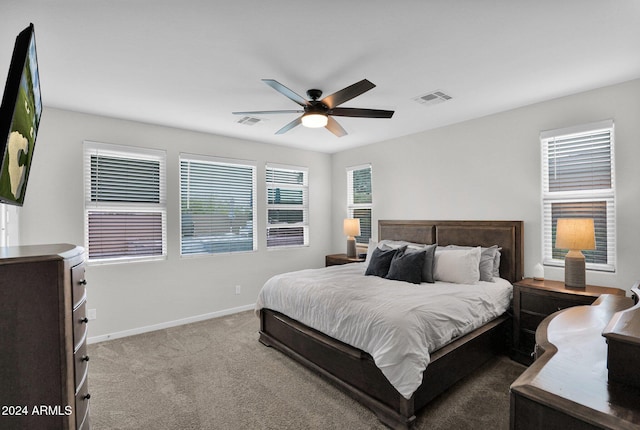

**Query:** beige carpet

left=87, top=310, right=525, bottom=429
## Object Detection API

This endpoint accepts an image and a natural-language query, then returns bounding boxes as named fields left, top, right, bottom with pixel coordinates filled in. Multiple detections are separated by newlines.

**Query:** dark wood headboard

left=378, top=220, right=524, bottom=283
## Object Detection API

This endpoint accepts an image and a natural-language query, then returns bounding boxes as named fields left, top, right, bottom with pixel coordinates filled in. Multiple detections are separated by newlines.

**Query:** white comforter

left=255, top=262, right=512, bottom=399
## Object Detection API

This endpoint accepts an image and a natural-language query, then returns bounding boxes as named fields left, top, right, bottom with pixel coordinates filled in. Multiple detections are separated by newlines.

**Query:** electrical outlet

left=235, top=285, right=241, bottom=295
left=88, top=309, right=97, bottom=320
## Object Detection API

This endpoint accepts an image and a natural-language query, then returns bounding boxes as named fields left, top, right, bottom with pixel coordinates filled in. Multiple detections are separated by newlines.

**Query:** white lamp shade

left=555, top=218, right=596, bottom=250
left=301, top=113, right=328, bottom=128
left=343, top=218, right=361, bottom=237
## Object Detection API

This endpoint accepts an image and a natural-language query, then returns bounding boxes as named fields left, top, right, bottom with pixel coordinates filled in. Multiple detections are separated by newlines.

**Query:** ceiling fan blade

left=325, top=116, right=347, bottom=137
left=232, top=110, right=303, bottom=115
left=275, top=116, right=303, bottom=134
left=321, top=79, right=376, bottom=109
left=262, top=79, right=310, bottom=107
left=330, top=107, right=394, bottom=118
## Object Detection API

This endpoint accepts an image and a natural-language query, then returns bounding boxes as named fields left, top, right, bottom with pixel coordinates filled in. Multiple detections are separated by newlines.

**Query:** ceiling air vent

left=413, top=90, right=452, bottom=106
left=237, top=116, right=264, bottom=126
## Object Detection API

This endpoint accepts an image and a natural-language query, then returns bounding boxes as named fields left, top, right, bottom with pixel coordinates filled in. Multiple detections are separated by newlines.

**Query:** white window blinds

left=266, top=164, right=309, bottom=248
left=347, top=164, right=372, bottom=244
left=541, top=120, right=615, bottom=271
left=84, top=142, right=167, bottom=262
left=180, top=154, right=256, bottom=255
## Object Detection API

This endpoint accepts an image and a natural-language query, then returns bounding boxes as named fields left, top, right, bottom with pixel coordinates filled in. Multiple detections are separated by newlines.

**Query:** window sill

left=87, top=254, right=167, bottom=266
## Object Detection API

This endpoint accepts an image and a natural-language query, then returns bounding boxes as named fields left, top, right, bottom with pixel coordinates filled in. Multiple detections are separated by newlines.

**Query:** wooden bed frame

left=259, top=220, right=524, bottom=429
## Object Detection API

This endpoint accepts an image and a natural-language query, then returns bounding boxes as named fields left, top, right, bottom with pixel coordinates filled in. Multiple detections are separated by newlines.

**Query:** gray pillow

left=493, top=248, right=502, bottom=277
left=365, top=246, right=405, bottom=278
left=479, top=246, right=498, bottom=282
left=381, top=242, right=437, bottom=283
left=419, top=243, right=437, bottom=283
left=386, top=248, right=426, bottom=284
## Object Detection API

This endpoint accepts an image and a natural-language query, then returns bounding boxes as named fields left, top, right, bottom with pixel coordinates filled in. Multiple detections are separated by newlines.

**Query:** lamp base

left=346, top=238, right=357, bottom=258
left=564, top=252, right=586, bottom=289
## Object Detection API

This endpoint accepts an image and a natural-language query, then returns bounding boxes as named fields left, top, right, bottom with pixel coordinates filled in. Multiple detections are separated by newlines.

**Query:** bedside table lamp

left=533, top=263, right=545, bottom=281
left=555, top=218, right=595, bottom=289
left=343, top=218, right=361, bottom=258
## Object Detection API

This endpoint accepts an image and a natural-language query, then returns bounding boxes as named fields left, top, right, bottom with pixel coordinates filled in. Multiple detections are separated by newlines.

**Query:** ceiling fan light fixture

left=233, top=79, right=394, bottom=137
left=301, top=113, right=328, bottom=128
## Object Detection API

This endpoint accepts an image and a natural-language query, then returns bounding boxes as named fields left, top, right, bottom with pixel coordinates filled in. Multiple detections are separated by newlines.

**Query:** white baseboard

left=87, top=303, right=256, bottom=344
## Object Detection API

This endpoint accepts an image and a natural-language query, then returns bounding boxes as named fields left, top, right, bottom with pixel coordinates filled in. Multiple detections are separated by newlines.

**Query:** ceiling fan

left=232, top=79, right=394, bottom=137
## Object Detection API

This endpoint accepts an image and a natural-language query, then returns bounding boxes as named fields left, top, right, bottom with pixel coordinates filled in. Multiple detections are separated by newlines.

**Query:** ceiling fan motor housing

left=306, top=89, right=323, bottom=100
left=305, top=101, right=328, bottom=115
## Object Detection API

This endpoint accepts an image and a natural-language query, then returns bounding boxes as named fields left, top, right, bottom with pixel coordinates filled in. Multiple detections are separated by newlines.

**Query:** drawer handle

left=79, top=279, right=87, bottom=286
left=83, top=393, right=91, bottom=400
left=80, top=317, right=89, bottom=324
left=81, top=355, right=90, bottom=362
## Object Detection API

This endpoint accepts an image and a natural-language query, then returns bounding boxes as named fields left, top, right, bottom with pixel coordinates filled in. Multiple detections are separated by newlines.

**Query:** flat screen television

left=0, top=23, right=42, bottom=206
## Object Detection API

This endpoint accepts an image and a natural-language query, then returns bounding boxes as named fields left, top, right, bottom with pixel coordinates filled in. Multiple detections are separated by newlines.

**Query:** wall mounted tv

left=0, top=23, right=42, bottom=206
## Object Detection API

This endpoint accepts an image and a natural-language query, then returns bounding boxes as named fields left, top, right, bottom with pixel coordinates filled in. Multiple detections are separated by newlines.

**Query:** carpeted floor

left=87, top=310, right=525, bottom=429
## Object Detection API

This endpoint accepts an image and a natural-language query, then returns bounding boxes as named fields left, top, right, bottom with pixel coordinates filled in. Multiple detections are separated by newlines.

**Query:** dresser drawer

left=71, top=263, right=87, bottom=309
left=74, top=341, right=90, bottom=392
left=520, top=292, right=593, bottom=315
left=73, top=298, right=89, bottom=351
left=75, top=376, right=91, bottom=430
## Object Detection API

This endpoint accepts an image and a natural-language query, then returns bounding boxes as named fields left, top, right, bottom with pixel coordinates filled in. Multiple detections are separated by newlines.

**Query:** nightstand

left=325, top=253, right=365, bottom=267
left=512, top=277, right=626, bottom=365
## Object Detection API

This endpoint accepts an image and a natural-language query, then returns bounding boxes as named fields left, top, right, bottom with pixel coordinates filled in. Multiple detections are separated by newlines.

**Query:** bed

left=257, top=220, right=523, bottom=429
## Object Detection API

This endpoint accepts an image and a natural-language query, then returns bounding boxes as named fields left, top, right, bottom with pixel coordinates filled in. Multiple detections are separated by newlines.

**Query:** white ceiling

left=2, top=1, right=640, bottom=153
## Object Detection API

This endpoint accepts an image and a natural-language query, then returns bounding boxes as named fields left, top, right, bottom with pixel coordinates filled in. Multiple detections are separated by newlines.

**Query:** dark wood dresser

left=512, top=278, right=625, bottom=365
left=325, top=253, right=365, bottom=266
left=0, top=244, right=90, bottom=430
left=510, top=294, right=640, bottom=429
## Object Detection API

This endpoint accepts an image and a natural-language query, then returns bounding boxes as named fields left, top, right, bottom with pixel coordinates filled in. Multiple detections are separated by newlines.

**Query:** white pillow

left=378, top=239, right=428, bottom=251
left=434, top=247, right=481, bottom=284
left=445, top=244, right=500, bottom=282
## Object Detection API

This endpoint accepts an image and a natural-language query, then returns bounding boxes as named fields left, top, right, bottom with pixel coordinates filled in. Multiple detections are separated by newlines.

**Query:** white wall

left=0, top=203, right=19, bottom=246
left=17, top=78, right=640, bottom=341
left=331, top=79, right=640, bottom=292
left=20, top=108, right=332, bottom=340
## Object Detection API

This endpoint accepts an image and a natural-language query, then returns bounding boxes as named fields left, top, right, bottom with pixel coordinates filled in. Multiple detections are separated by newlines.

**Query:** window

left=180, top=154, right=256, bottom=255
left=266, top=164, right=309, bottom=248
left=347, top=164, right=372, bottom=244
left=84, top=142, right=166, bottom=263
left=541, top=120, right=615, bottom=271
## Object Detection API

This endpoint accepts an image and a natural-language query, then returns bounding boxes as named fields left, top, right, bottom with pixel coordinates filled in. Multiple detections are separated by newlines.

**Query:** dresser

left=510, top=294, right=639, bottom=429
left=325, top=253, right=365, bottom=266
left=511, top=278, right=625, bottom=365
left=0, top=244, right=90, bottom=430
